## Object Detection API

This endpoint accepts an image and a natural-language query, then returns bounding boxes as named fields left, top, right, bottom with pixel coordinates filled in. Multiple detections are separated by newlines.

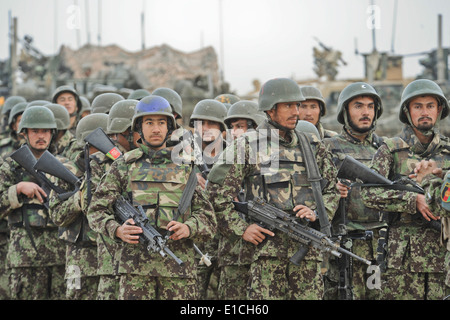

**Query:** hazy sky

left=2, top=0, right=449, bottom=95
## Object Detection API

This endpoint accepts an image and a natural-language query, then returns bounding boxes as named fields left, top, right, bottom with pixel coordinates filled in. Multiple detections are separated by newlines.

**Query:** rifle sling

left=295, top=130, right=331, bottom=236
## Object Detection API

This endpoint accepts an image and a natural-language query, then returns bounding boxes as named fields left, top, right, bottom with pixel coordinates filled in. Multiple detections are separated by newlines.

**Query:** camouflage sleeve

left=0, top=160, right=23, bottom=219
left=421, top=173, right=450, bottom=217
left=183, top=186, right=217, bottom=242
left=48, top=179, right=83, bottom=227
left=86, top=158, right=128, bottom=240
left=360, top=144, right=417, bottom=214
left=206, top=139, right=255, bottom=241
left=315, top=142, right=340, bottom=220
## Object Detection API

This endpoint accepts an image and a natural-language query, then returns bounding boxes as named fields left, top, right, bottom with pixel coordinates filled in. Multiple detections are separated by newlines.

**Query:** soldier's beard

left=348, top=117, right=374, bottom=134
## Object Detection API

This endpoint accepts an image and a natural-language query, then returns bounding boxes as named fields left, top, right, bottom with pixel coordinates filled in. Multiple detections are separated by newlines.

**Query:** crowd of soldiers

left=0, top=76, right=448, bottom=301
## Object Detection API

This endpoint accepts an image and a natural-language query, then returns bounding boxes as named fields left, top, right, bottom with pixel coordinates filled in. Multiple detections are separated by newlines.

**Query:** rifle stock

left=233, top=197, right=371, bottom=266
left=84, top=127, right=122, bottom=160
left=114, top=196, right=184, bottom=266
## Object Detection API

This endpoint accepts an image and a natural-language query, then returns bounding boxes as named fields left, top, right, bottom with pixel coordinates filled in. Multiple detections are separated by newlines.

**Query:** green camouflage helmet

left=399, top=79, right=449, bottom=124
left=131, top=95, right=176, bottom=132
left=224, top=100, right=260, bottom=127
left=128, top=88, right=151, bottom=101
left=189, top=99, right=228, bottom=132
left=295, top=120, right=320, bottom=139
left=215, top=93, right=240, bottom=109
left=337, top=82, right=383, bottom=124
left=18, top=105, right=57, bottom=133
left=152, top=87, right=183, bottom=117
left=8, top=101, right=28, bottom=128
left=2, top=96, right=26, bottom=115
left=300, top=86, right=327, bottom=117
left=79, top=96, right=91, bottom=114
left=44, top=103, right=71, bottom=130
left=52, top=85, right=82, bottom=113
left=107, top=99, right=139, bottom=134
left=91, top=93, right=124, bottom=114
left=258, top=78, right=305, bottom=112
left=26, top=100, right=51, bottom=108
left=76, top=113, right=109, bottom=146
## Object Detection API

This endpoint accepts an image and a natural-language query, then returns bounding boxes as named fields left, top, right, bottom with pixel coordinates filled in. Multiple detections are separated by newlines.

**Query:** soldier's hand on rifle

left=416, top=194, right=439, bottom=221
left=115, top=218, right=142, bottom=244
left=167, top=221, right=190, bottom=240
left=410, top=159, right=444, bottom=183
left=16, top=181, right=47, bottom=203
left=294, top=205, right=317, bottom=222
left=242, top=224, right=274, bottom=245
left=337, top=179, right=351, bottom=198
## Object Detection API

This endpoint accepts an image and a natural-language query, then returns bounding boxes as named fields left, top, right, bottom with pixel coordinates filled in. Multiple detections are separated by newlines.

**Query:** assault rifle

left=84, top=127, right=122, bottom=161
left=233, top=197, right=372, bottom=266
left=114, top=196, right=184, bottom=266
left=337, top=155, right=441, bottom=231
left=10, top=145, right=80, bottom=203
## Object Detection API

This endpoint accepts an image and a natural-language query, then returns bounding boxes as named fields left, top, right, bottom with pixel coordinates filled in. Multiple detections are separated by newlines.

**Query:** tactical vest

left=326, top=133, right=382, bottom=224
left=243, top=128, right=316, bottom=213
left=7, top=161, right=55, bottom=229
left=126, top=148, right=193, bottom=230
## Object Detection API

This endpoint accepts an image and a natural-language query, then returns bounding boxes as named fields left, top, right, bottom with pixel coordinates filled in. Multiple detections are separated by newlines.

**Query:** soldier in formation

left=0, top=79, right=449, bottom=301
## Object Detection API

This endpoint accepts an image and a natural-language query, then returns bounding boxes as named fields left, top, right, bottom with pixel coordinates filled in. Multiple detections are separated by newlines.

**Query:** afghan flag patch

left=441, top=182, right=450, bottom=203
left=106, top=147, right=122, bottom=160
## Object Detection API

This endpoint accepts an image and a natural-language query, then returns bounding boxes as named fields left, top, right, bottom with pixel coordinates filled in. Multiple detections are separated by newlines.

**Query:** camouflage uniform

left=0, top=152, right=66, bottom=299
left=361, top=125, right=449, bottom=299
left=324, top=129, right=386, bottom=299
left=420, top=170, right=450, bottom=297
left=317, top=122, right=338, bottom=140
left=48, top=151, right=99, bottom=300
left=206, top=118, right=340, bottom=300
left=87, top=142, right=216, bottom=299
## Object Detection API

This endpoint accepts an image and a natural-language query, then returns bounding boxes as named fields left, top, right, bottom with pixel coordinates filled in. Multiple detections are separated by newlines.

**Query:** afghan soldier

left=206, top=78, right=340, bottom=300
left=224, top=100, right=262, bottom=141
left=79, top=96, right=91, bottom=118
left=323, top=82, right=386, bottom=300
left=0, top=96, right=26, bottom=136
left=44, top=103, right=78, bottom=158
left=0, top=106, right=66, bottom=300
left=360, top=79, right=450, bottom=300
left=0, top=101, right=27, bottom=160
left=410, top=160, right=450, bottom=298
left=215, top=93, right=240, bottom=111
left=91, top=93, right=124, bottom=114
left=52, top=85, right=83, bottom=135
left=48, top=114, right=111, bottom=300
left=188, top=99, right=228, bottom=300
left=87, top=95, right=216, bottom=300
left=93, top=100, right=139, bottom=300
left=299, top=86, right=338, bottom=139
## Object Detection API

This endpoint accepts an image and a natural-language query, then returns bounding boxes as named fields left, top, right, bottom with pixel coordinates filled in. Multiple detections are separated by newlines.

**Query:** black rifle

left=84, top=127, right=122, bottom=161
left=233, top=197, right=371, bottom=266
left=10, top=145, right=80, bottom=202
left=114, top=196, right=184, bottom=266
left=33, top=150, right=81, bottom=200
left=337, top=155, right=441, bottom=231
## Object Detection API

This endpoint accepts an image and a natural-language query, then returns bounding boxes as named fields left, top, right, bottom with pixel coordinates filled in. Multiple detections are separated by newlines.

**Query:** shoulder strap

left=295, top=130, right=331, bottom=236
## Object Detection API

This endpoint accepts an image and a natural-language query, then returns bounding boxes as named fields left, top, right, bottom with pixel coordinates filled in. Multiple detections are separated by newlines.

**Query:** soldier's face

left=12, top=114, right=23, bottom=132
left=25, top=128, right=52, bottom=152
left=56, top=92, right=77, bottom=115
left=299, top=99, right=321, bottom=126
left=229, top=119, right=250, bottom=140
left=267, top=102, right=300, bottom=130
left=141, top=115, right=169, bottom=150
left=347, top=96, right=375, bottom=133
left=408, top=95, right=441, bottom=131
left=195, top=120, right=222, bottom=143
